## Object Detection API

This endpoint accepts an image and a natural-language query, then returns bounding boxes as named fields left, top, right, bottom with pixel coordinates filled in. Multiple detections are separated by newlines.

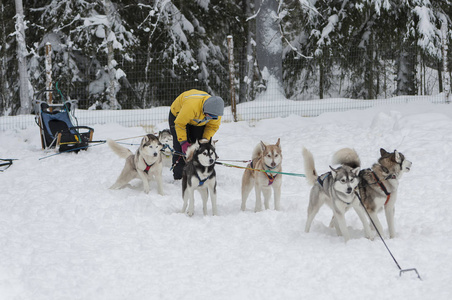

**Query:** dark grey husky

left=302, top=147, right=372, bottom=242
left=358, top=148, right=412, bottom=238
left=181, top=139, right=219, bottom=217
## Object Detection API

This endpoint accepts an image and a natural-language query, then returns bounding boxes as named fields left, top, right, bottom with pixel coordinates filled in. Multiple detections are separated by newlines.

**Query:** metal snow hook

left=355, top=192, right=422, bottom=280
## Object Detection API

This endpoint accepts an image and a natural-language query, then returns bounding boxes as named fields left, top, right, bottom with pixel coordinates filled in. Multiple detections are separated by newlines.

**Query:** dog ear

left=141, top=135, right=150, bottom=145
left=394, top=150, right=402, bottom=163
left=380, top=148, right=390, bottom=157
left=207, top=137, right=217, bottom=146
left=260, top=141, right=267, bottom=151
left=352, top=167, right=360, bottom=177
left=276, top=138, right=281, bottom=148
left=329, top=166, right=338, bottom=178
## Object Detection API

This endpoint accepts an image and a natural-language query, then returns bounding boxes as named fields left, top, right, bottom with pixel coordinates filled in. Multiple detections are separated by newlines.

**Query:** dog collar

left=265, top=164, right=277, bottom=170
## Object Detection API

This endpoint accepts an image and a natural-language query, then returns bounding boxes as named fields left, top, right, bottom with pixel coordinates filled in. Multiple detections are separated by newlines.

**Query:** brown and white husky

left=358, top=148, right=412, bottom=238
left=241, top=139, right=283, bottom=212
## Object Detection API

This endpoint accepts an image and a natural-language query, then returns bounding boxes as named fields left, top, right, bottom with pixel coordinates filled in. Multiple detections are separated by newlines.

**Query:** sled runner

left=34, top=88, right=94, bottom=152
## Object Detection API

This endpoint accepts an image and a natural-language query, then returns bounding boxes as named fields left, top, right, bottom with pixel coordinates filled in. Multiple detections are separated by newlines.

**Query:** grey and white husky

left=181, top=138, right=219, bottom=217
left=158, top=129, right=173, bottom=167
left=241, top=139, right=283, bottom=212
left=358, top=148, right=412, bottom=238
left=107, top=134, right=164, bottom=195
left=302, top=147, right=372, bottom=242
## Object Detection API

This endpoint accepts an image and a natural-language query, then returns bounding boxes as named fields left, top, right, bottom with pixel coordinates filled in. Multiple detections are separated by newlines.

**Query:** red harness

left=143, top=158, right=155, bottom=174
left=371, top=171, right=391, bottom=206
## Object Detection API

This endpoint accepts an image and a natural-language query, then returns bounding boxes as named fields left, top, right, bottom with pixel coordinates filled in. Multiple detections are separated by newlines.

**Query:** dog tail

left=251, top=142, right=264, bottom=161
left=332, top=148, right=361, bottom=169
left=185, top=141, right=199, bottom=162
left=107, top=139, right=133, bottom=159
left=302, top=147, right=318, bottom=186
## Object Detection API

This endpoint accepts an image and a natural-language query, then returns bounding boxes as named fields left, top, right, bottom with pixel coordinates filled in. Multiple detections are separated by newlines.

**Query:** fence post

left=227, top=35, right=237, bottom=122
left=45, top=43, right=53, bottom=106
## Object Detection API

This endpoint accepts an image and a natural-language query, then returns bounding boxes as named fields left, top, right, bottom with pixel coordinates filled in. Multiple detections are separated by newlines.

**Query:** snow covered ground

left=1, top=99, right=452, bottom=299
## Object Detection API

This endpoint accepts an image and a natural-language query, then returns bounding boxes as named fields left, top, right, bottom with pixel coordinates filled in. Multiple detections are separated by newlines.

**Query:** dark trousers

left=168, top=111, right=205, bottom=179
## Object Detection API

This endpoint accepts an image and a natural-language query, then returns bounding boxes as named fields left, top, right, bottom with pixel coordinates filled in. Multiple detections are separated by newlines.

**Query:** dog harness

left=250, top=161, right=278, bottom=185
left=317, top=172, right=330, bottom=187
left=195, top=172, right=212, bottom=186
left=371, top=171, right=392, bottom=206
left=143, top=158, right=156, bottom=174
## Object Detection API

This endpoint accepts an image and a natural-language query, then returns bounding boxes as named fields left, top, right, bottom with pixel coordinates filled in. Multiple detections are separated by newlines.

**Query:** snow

left=318, top=14, right=338, bottom=46
left=413, top=5, right=439, bottom=56
left=1, top=98, right=452, bottom=299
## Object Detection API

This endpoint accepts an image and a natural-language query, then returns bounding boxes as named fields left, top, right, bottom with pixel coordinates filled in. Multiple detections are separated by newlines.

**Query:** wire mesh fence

left=0, top=48, right=450, bottom=131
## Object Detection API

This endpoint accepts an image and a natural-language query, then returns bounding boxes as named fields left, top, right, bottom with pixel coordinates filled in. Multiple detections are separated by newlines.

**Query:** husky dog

left=158, top=129, right=173, bottom=167
left=358, top=148, right=412, bottom=238
left=107, top=134, right=164, bottom=195
left=241, top=139, right=282, bottom=212
left=302, top=147, right=372, bottom=242
left=181, top=139, right=219, bottom=216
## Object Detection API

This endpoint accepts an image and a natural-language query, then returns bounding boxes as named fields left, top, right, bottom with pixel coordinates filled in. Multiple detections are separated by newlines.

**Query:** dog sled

left=34, top=88, right=94, bottom=153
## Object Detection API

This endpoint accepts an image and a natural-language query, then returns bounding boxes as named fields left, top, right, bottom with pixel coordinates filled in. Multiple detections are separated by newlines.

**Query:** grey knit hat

left=203, top=96, right=224, bottom=116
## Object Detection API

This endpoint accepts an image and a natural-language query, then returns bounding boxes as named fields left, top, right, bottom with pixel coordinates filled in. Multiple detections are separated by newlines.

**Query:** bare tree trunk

left=103, top=0, right=120, bottom=109
left=365, top=34, right=374, bottom=99
left=396, top=44, right=417, bottom=96
left=45, top=43, right=53, bottom=104
left=14, top=0, right=31, bottom=114
left=255, top=0, right=283, bottom=94
left=0, top=0, right=8, bottom=115
left=319, top=57, right=324, bottom=100
left=440, top=13, right=450, bottom=101
left=245, top=0, right=255, bottom=102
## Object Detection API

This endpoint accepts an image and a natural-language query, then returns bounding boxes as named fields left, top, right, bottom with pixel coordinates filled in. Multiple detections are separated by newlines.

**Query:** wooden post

left=227, top=35, right=237, bottom=122
left=45, top=43, right=53, bottom=106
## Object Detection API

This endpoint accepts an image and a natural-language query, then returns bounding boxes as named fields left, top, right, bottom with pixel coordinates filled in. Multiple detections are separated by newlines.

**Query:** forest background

left=1, top=0, right=451, bottom=117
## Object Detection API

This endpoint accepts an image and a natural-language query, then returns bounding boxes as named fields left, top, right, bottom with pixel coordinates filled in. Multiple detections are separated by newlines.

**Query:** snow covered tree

left=27, top=0, right=138, bottom=109
left=124, top=0, right=234, bottom=107
left=378, top=0, right=448, bottom=96
left=281, top=0, right=452, bottom=99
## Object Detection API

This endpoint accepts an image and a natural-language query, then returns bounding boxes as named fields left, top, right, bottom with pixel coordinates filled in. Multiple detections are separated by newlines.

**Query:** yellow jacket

left=170, top=89, right=222, bottom=143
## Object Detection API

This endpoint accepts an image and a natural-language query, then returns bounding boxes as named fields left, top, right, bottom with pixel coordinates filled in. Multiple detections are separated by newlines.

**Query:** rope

left=355, top=191, right=422, bottom=280
left=38, top=141, right=106, bottom=160
left=215, top=161, right=306, bottom=178
left=217, top=159, right=252, bottom=163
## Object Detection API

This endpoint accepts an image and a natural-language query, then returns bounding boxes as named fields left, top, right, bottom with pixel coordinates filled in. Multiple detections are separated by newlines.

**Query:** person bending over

left=168, top=89, right=224, bottom=180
